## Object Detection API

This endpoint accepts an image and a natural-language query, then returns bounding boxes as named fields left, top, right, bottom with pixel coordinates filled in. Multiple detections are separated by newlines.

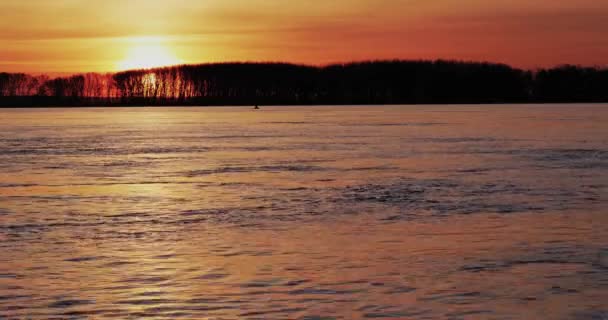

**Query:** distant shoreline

left=1, top=102, right=607, bottom=109
left=2, top=60, right=607, bottom=107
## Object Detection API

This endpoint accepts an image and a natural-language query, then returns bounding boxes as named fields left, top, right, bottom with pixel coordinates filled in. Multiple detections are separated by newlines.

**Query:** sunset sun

left=117, top=37, right=181, bottom=71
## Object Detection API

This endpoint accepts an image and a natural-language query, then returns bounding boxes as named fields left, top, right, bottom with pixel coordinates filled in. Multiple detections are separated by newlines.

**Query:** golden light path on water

left=0, top=105, right=607, bottom=319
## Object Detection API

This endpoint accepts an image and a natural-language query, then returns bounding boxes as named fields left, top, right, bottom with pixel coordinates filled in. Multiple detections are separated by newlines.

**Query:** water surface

left=1, top=105, right=607, bottom=319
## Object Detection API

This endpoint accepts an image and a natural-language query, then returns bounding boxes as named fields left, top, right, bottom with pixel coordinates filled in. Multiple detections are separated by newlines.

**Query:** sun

left=117, top=36, right=181, bottom=71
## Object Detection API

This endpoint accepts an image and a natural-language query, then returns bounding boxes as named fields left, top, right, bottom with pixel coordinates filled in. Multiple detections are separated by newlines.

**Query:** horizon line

left=3, top=58, right=608, bottom=77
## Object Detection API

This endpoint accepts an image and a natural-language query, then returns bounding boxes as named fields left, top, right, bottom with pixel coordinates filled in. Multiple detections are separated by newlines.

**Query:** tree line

left=1, top=60, right=607, bottom=106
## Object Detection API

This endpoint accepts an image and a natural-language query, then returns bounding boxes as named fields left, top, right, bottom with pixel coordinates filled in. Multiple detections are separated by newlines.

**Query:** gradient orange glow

left=1, top=0, right=607, bottom=73
left=117, top=37, right=181, bottom=70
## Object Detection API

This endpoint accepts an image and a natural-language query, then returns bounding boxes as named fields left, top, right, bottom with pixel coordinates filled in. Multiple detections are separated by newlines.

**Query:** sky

left=1, top=0, right=607, bottom=73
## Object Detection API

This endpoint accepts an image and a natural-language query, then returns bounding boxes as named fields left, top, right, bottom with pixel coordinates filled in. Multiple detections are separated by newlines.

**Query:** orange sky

left=1, top=0, right=607, bottom=73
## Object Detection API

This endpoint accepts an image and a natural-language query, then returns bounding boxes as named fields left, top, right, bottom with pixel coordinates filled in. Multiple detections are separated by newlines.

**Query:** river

left=0, top=105, right=607, bottom=319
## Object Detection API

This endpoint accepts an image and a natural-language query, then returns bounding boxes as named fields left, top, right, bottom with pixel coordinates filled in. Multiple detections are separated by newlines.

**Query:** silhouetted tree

left=1, top=60, right=607, bottom=106
left=533, top=65, right=608, bottom=103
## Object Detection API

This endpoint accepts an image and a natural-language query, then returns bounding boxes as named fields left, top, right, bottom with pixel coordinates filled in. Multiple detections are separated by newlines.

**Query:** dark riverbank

left=2, top=60, right=608, bottom=107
